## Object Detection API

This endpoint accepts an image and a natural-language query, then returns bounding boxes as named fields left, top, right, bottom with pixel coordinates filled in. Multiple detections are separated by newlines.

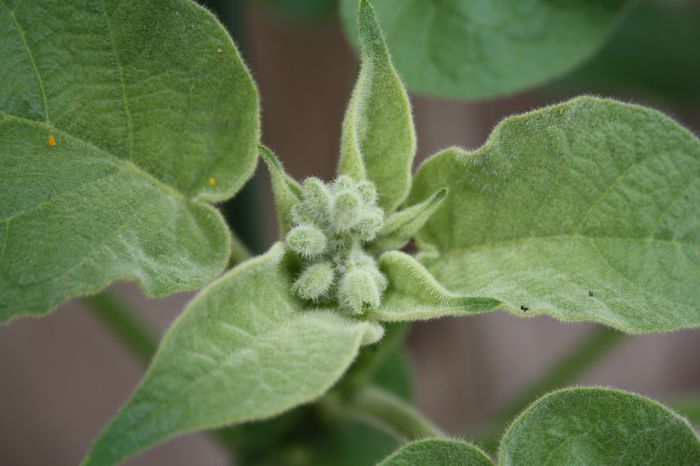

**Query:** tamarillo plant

left=1, top=0, right=699, bottom=464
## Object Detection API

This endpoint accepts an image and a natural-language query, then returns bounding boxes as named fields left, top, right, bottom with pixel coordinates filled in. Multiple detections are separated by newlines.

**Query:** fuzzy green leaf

left=81, top=244, right=383, bottom=466
left=372, top=250, right=499, bottom=321
left=500, top=387, right=700, bottom=465
left=410, top=97, right=700, bottom=333
left=340, top=0, right=630, bottom=100
left=260, top=144, right=303, bottom=236
left=372, top=188, right=447, bottom=253
left=339, top=0, right=416, bottom=213
left=380, top=439, right=493, bottom=466
left=0, top=0, right=259, bottom=322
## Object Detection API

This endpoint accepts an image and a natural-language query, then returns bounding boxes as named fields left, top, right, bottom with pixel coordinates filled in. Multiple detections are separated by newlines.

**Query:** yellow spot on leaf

left=208, top=177, right=217, bottom=186
left=216, top=48, right=223, bottom=54
left=48, top=134, right=56, bottom=146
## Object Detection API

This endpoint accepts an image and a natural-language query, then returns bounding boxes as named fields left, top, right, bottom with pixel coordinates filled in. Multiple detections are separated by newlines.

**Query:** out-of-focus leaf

left=340, top=0, right=631, bottom=100
left=500, top=387, right=700, bottom=465
left=379, top=438, right=492, bottom=466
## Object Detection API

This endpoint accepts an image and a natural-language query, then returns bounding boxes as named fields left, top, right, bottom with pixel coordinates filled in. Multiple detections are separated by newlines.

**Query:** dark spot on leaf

left=520, top=305, right=529, bottom=312
left=588, top=291, right=594, bottom=297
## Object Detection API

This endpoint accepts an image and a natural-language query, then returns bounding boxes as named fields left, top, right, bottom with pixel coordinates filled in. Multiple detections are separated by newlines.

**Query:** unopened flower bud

left=357, top=180, right=377, bottom=204
left=292, top=262, right=334, bottom=301
left=286, top=224, right=327, bottom=258
left=332, top=191, right=362, bottom=232
left=333, top=175, right=355, bottom=192
left=338, top=267, right=381, bottom=314
left=301, top=177, right=331, bottom=223
left=354, top=207, right=384, bottom=242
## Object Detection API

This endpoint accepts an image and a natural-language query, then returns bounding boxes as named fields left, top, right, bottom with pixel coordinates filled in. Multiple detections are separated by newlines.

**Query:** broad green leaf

left=339, top=0, right=416, bottom=213
left=500, top=387, right=700, bottom=465
left=339, top=0, right=631, bottom=100
left=0, top=0, right=259, bottom=322
left=410, top=97, right=700, bottom=333
left=379, top=439, right=493, bottom=466
left=81, top=244, right=383, bottom=466
left=372, top=250, right=499, bottom=321
left=260, top=144, right=303, bottom=236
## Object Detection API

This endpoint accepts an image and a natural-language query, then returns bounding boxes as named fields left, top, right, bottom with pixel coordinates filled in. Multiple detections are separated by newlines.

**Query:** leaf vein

left=98, top=0, right=134, bottom=158
left=1, top=3, right=50, bottom=122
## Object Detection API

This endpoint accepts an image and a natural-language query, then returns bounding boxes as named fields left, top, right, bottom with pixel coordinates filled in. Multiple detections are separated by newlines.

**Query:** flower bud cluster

left=286, top=176, right=387, bottom=314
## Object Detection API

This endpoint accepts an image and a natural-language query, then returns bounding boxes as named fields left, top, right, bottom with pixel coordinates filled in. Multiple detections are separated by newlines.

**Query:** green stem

left=475, top=326, right=625, bottom=453
left=229, top=229, right=253, bottom=266
left=84, top=292, right=157, bottom=362
left=342, top=323, right=409, bottom=393
left=328, top=385, right=444, bottom=441
left=499, top=326, right=624, bottom=421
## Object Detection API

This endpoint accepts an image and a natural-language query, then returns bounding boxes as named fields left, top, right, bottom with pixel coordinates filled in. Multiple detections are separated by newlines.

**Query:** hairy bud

left=284, top=175, right=388, bottom=314
left=292, top=262, right=335, bottom=301
left=286, top=224, right=327, bottom=258
left=357, top=180, right=377, bottom=204
left=355, top=207, right=384, bottom=242
left=338, top=267, right=381, bottom=314
left=332, top=191, right=362, bottom=232
left=300, top=177, right=331, bottom=224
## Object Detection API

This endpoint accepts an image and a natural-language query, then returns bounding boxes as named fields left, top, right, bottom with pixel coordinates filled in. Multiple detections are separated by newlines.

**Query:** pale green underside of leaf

left=339, top=0, right=416, bottom=213
left=379, top=438, right=493, bottom=466
left=81, top=243, right=383, bottom=466
left=499, top=387, right=700, bottom=465
left=340, top=0, right=631, bottom=100
left=0, top=0, right=260, bottom=321
left=371, top=250, right=499, bottom=321
left=410, top=97, right=700, bottom=333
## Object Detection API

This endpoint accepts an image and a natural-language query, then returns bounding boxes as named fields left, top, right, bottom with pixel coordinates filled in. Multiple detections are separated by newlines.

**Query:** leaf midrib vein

left=99, top=0, right=134, bottom=158
left=97, top=315, right=354, bottom=463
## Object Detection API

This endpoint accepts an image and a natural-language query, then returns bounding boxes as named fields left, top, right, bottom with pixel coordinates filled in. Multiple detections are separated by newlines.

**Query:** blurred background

left=1, top=0, right=699, bottom=464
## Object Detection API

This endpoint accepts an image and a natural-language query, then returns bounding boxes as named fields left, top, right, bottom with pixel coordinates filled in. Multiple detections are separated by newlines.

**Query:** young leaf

left=371, top=251, right=499, bottom=321
left=379, top=438, right=493, bottom=466
left=260, top=144, right=303, bottom=236
left=339, top=0, right=416, bottom=213
left=339, top=0, right=631, bottom=100
left=81, top=243, right=383, bottom=466
left=372, top=188, right=447, bottom=253
left=500, top=387, right=700, bottom=465
left=0, top=0, right=259, bottom=322
left=410, top=97, right=700, bottom=333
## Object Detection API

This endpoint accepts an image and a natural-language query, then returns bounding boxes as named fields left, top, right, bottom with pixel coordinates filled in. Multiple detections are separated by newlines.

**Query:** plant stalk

left=84, top=292, right=157, bottom=362
left=328, top=385, right=444, bottom=441
left=498, top=326, right=625, bottom=421
left=474, top=326, right=625, bottom=453
left=229, top=229, right=253, bottom=266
